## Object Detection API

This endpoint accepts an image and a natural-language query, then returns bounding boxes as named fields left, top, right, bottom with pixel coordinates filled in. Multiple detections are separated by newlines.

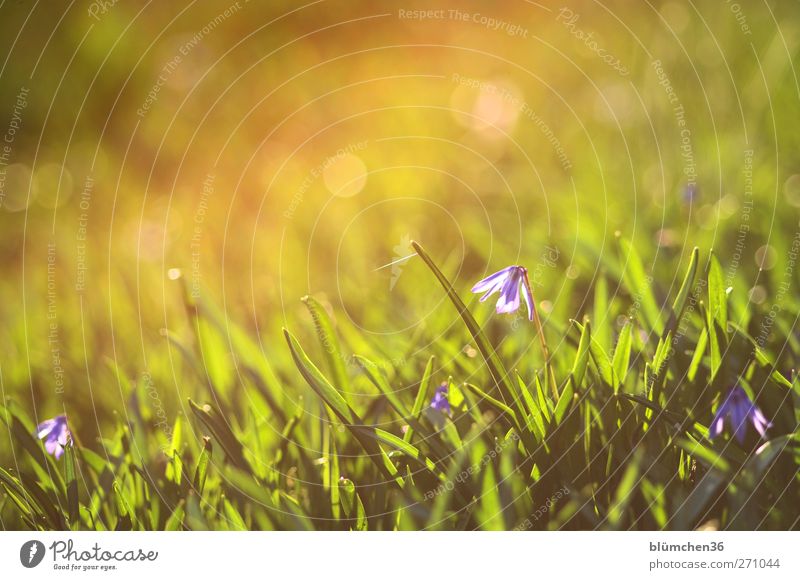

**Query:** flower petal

left=520, top=273, right=535, bottom=321
left=709, top=415, right=725, bottom=439
left=44, top=438, right=60, bottom=455
left=36, top=419, right=56, bottom=440
left=495, top=272, right=522, bottom=314
left=429, top=384, right=451, bottom=414
left=730, top=399, right=748, bottom=443
left=479, top=279, right=506, bottom=302
left=750, top=407, right=770, bottom=438
left=471, top=267, right=515, bottom=294
left=56, top=424, right=70, bottom=447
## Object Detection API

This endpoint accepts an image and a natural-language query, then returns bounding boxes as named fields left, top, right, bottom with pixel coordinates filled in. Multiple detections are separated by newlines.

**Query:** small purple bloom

left=430, top=384, right=451, bottom=414
left=471, top=265, right=535, bottom=321
left=36, top=415, right=71, bottom=459
left=709, top=386, right=771, bottom=444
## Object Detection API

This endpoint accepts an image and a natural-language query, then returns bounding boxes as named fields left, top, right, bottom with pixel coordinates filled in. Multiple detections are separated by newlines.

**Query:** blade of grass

left=411, top=241, right=531, bottom=453
left=369, top=428, right=447, bottom=481
left=404, top=355, right=435, bottom=444
left=707, top=252, right=727, bottom=331
left=302, top=295, right=353, bottom=405
left=354, top=355, right=410, bottom=417
left=571, top=320, right=592, bottom=389
left=607, top=451, right=641, bottom=528
left=165, top=501, right=185, bottom=531
left=574, top=320, right=614, bottom=388
left=338, top=478, right=367, bottom=530
left=463, top=382, right=518, bottom=429
left=612, top=321, right=633, bottom=392
left=594, top=271, right=611, bottom=352
left=284, top=329, right=402, bottom=485
left=664, top=247, right=700, bottom=336
left=618, top=235, right=662, bottom=334
left=64, top=444, right=79, bottom=529
left=193, top=436, right=212, bottom=495
left=188, top=399, right=248, bottom=473
left=516, top=372, right=547, bottom=441
left=553, top=378, right=574, bottom=425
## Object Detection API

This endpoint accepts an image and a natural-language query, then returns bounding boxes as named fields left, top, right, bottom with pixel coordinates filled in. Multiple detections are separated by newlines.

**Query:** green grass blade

left=326, top=426, right=340, bottom=520
left=463, top=382, right=518, bottom=427
left=112, top=480, right=135, bottom=530
left=516, top=372, right=546, bottom=440
left=687, top=328, right=707, bottom=382
left=411, top=241, right=514, bottom=400
left=64, top=444, right=79, bottom=529
left=574, top=320, right=613, bottom=387
left=612, top=321, right=633, bottom=392
left=165, top=501, right=185, bottom=531
left=370, top=428, right=446, bottom=480
left=666, top=247, right=699, bottom=335
left=193, top=436, right=212, bottom=495
left=302, top=295, right=352, bottom=400
left=411, top=241, right=529, bottom=452
left=571, top=320, right=591, bottom=388
left=534, top=373, right=552, bottom=423
left=284, top=329, right=355, bottom=423
left=223, top=498, right=247, bottom=530
left=618, top=236, right=662, bottom=334
left=3, top=411, right=65, bottom=495
left=707, top=252, right=728, bottom=331
left=338, top=478, right=367, bottom=530
left=404, top=355, right=435, bottom=444
left=553, top=379, right=574, bottom=425
left=677, top=436, right=730, bottom=472
left=354, top=354, right=410, bottom=417
left=0, top=468, right=43, bottom=524
left=188, top=399, right=248, bottom=472
left=476, top=462, right=504, bottom=530
left=594, top=271, right=611, bottom=352
left=607, top=451, right=641, bottom=528
left=284, top=329, right=401, bottom=484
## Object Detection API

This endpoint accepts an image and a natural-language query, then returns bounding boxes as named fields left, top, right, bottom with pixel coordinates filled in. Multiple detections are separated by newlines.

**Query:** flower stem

left=524, top=274, right=558, bottom=399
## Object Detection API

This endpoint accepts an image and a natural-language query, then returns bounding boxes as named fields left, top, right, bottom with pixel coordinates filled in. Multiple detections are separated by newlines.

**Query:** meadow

left=0, top=1, right=799, bottom=531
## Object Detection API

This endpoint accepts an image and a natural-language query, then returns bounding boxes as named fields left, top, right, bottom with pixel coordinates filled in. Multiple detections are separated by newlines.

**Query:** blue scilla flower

left=471, top=266, right=535, bottom=321
left=36, top=415, right=71, bottom=459
left=709, top=386, right=771, bottom=444
left=430, top=384, right=451, bottom=415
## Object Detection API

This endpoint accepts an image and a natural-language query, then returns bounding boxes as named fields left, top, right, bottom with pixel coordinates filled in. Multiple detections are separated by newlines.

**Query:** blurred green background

left=0, top=1, right=798, bottom=469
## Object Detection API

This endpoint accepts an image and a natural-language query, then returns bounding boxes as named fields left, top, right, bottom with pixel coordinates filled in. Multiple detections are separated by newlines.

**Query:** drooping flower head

left=36, top=415, right=71, bottom=459
left=430, top=384, right=451, bottom=415
left=471, top=266, right=534, bottom=321
left=709, top=386, right=771, bottom=444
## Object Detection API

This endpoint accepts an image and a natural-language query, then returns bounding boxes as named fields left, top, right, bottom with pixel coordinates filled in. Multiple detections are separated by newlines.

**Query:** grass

left=1, top=236, right=798, bottom=531
left=1, top=0, right=799, bottom=532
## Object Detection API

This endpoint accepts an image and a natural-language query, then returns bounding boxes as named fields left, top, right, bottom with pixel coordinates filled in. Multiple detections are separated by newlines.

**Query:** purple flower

left=430, top=384, right=451, bottom=414
left=709, top=386, right=771, bottom=444
left=36, top=415, right=71, bottom=459
left=471, top=265, right=534, bottom=321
